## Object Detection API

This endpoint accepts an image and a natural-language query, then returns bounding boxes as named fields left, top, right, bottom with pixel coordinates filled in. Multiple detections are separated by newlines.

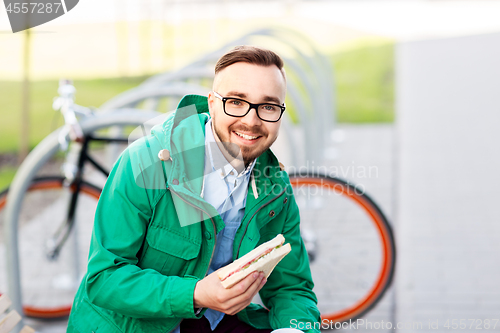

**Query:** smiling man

left=67, top=46, right=320, bottom=333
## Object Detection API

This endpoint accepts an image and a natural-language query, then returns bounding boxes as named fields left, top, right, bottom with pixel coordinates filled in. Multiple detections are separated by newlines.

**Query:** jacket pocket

left=71, top=297, right=122, bottom=333
left=140, top=224, right=201, bottom=277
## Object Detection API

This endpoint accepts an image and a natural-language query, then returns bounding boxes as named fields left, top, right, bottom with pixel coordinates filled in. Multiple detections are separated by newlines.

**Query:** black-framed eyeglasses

left=213, top=91, right=286, bottom=122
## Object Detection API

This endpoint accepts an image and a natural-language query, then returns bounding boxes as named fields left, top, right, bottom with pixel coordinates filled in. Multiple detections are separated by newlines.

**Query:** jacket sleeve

left=83, top=147, right=202, bottom=320
left=259, top=187, right=322, bottom=333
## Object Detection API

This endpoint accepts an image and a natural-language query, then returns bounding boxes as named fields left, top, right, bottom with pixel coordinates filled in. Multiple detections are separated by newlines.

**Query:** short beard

left=239, top=143, right=270, bottom=167
left=219, top=140, right=241, bottom=160
left=213, top=120, right=274, bottom=167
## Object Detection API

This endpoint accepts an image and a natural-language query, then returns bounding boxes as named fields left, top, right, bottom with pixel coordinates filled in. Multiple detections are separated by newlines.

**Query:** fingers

left=230, top=272, right=262, bottom=294
left=222, top=272, right=267, bottom=315
left=194, top=270, right=268, bottom=315
left=245, top=272, right=267, bottom=296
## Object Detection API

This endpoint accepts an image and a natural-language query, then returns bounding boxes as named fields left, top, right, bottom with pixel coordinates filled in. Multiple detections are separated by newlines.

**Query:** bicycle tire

left=288, top=171, right=396, bottom=324
left=0, top=176, right=101, bottom=318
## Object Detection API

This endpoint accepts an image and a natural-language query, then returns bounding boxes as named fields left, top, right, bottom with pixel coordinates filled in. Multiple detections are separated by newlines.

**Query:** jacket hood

left=150, top=94, right=210, bottom=152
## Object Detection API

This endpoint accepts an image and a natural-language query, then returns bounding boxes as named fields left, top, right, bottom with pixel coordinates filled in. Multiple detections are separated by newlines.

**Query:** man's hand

left=193, top=270, right=266, bottom=315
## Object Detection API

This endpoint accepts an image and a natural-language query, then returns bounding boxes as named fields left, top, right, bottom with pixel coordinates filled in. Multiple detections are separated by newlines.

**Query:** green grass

left=273, top=40, right=395, bottom=125
left=332, top=41, right=395, bottom=123
left=0, top=166, right=17, bottom=193
left=0, top=76, right=148, bottom=154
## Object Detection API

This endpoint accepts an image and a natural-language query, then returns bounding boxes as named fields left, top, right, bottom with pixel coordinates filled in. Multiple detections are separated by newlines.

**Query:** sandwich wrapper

left=217, top=234, right=291, bottom=289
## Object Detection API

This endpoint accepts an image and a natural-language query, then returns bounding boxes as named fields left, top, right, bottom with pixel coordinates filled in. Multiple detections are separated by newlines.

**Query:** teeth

left=235, top=132, right=258, bottom=140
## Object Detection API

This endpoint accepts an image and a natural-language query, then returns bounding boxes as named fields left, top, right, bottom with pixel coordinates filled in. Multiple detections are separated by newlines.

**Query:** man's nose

left=241, top=107, right=262, bottom=126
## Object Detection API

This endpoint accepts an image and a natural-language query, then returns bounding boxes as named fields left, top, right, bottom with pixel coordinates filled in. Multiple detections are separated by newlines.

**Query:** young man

left=67, top=46, right=320, bottom=333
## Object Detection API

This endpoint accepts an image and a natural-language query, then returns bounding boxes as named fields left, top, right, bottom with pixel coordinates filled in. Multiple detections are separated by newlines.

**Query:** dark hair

left=215, top=46, right=285, bottom=79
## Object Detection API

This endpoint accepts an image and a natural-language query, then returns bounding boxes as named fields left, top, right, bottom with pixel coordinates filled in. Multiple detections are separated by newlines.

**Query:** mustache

left=229, top=125, right=267, bottom=137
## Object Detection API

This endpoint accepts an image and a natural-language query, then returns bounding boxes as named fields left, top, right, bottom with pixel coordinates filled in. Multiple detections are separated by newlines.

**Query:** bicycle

left=1, top=81, right=395, bottom=326
left=1, top=79, right=163, bottom=319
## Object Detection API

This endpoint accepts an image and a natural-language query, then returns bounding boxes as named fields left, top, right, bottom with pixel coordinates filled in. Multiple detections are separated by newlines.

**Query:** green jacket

left=67, top=95, right=320, bottom=333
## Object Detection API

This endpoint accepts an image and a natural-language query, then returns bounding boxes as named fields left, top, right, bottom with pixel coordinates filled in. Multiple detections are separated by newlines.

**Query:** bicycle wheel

left=0, top=176, right=101, bottom=318
left=289, top=172, right=395, bottom=324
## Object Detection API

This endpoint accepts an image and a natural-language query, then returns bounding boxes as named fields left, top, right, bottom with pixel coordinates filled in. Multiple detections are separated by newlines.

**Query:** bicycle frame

left=46, top=134, right=129, bottom=260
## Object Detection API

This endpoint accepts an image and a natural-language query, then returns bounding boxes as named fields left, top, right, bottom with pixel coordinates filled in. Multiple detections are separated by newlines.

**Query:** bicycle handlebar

left=53, top=79, right=89, bottom=150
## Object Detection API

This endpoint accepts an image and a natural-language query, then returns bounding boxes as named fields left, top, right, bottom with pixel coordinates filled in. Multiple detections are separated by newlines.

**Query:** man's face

left=208, top=62, right=286, bottom=166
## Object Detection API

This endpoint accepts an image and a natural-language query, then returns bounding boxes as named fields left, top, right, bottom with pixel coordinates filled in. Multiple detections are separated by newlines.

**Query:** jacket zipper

left=236, top=187, right=287, bottom=258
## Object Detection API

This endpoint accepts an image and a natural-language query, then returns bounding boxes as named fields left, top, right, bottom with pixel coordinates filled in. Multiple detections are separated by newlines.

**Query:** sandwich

left=217, top=234, right=291, bottom=289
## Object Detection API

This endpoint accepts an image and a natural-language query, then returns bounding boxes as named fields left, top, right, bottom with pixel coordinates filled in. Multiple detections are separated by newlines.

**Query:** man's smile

left=232, top=130, right=262, bottom=142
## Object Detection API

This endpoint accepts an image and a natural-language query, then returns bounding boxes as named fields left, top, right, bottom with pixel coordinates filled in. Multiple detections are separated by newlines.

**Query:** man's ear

left=207, top=91, right=215, bottom=118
